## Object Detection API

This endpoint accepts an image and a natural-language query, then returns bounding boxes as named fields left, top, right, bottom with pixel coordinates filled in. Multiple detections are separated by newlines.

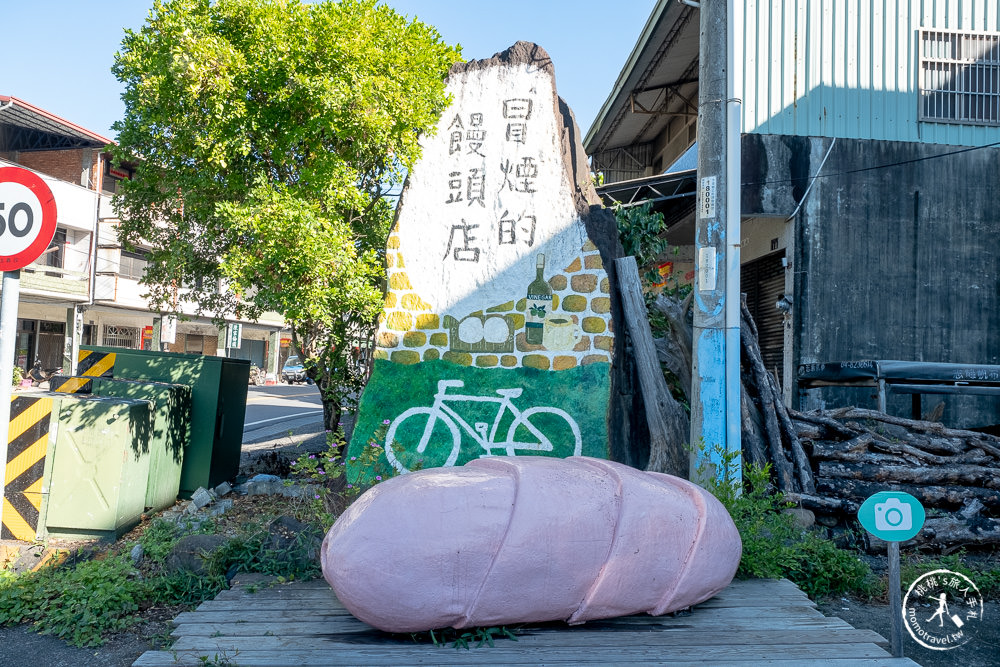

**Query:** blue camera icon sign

left=858, top=491, right=926, bottom=542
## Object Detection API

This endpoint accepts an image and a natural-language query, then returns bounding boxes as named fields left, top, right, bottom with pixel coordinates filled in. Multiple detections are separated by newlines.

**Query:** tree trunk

left=615, top=257, right=689, bottom=477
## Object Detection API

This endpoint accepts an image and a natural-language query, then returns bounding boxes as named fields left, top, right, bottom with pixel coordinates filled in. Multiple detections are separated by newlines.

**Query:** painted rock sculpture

left=322, top=457, right=742, bottom=633
left=345, top=41, right=629, bottom=477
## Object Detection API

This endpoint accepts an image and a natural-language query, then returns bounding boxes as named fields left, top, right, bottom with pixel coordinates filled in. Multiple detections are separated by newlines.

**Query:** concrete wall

left=743, top=133, right=1000, bottom=427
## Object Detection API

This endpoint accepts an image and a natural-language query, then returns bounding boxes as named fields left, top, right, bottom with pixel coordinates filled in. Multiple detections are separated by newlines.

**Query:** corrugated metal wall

left=741, top=0, right=1000, bottom=145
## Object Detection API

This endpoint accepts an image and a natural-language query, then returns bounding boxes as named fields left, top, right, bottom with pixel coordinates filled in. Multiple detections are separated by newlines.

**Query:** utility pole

left=691, top=0, right=742, bottom=482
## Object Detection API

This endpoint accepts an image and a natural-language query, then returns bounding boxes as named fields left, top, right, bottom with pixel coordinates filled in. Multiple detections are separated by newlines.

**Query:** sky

left=1, top=1, right=656, bottom=142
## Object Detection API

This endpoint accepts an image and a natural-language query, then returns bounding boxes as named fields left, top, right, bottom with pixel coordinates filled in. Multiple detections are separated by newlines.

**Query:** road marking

left=244, top=410, right=322, bottom=429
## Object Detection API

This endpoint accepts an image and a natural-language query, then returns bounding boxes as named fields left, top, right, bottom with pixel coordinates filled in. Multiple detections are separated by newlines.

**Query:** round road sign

left=0, top=166, right=58, bottom=271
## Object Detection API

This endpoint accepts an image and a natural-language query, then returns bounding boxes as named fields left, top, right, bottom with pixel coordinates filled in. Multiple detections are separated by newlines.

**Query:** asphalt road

left=243, top=383, right=323, bottom=443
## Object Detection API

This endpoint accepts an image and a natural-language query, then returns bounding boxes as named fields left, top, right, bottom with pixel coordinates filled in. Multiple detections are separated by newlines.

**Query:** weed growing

left=290, top=421, right=400, bottom=519
left=901, top=550, right=1000, bottom=597
left=698, top=444, right=881, bottom=599
left=0, top=493, right=329, bottom=647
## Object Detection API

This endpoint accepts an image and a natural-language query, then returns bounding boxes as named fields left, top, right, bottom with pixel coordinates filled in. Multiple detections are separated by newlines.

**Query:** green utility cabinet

left=32, top=391, right=153, bottom=540
left=79, top=347, right=250, bottom=495
left=50, top=375, right=192, bottom=512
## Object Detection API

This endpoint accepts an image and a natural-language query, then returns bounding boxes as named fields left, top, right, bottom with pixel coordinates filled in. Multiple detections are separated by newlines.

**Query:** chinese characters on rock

left=442, top=98, right=539, bottom=263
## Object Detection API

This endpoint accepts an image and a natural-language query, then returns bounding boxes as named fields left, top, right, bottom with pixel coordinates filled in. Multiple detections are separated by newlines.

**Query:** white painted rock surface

left=321, top=457, right=742, bottom=632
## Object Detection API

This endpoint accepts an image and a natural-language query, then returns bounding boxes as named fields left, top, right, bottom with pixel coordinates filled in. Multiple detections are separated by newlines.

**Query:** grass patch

left=0, top=495, right=327, bottom=647
left=700, top=445, right=882, bottom=599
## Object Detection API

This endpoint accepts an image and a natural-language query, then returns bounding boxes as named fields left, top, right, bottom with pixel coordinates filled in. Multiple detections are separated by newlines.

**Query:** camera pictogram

left=873, top=497, right=912, bottom=532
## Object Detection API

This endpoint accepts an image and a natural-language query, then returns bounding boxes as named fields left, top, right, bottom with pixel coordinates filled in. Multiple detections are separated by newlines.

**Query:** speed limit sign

left=0, top=166, right=57, bottom=271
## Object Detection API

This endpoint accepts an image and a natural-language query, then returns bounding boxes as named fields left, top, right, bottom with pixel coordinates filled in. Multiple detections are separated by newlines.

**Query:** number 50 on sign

left=0, top=167, right=58, bottom=271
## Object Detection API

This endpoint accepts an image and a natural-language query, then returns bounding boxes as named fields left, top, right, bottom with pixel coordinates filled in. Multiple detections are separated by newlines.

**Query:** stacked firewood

left=740, top=299, right=1000, bottom=548
left=648, top=290, right=999, bottom=548
left=787, top=407, right=1000, bottom=547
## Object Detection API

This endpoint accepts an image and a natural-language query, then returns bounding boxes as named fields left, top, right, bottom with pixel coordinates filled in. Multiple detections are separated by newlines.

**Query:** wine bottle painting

left=525, top=254, right=552, bottom=344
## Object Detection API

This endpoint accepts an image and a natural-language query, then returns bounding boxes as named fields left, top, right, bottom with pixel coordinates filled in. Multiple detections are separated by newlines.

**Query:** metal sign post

left=858, top=491, right=927, bottom=658
left=0, top=166, right=58, bottom=495
left=0, top=270, right=20, bottom=489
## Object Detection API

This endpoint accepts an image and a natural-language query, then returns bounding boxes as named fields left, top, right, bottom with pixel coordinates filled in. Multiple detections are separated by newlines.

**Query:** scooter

left=27, top=359, right=60, bottom=387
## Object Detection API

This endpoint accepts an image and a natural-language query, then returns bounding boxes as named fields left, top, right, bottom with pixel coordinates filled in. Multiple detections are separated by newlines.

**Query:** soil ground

left=816, top=597, right=999, bottom=666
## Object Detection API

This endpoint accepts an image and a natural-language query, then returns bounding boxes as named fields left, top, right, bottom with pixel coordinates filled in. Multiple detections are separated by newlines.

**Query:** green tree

left=110, top=0, right=461, bottom=430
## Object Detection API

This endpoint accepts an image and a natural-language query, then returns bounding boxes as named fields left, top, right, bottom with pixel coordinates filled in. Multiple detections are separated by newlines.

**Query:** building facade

left=0, top=96, right=288, bottom=377
left=587, top=1, right=1000, bottom=428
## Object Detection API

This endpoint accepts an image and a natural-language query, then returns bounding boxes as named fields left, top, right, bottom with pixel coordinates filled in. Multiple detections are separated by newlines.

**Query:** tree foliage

left=110, top=0, right=461, bottom=427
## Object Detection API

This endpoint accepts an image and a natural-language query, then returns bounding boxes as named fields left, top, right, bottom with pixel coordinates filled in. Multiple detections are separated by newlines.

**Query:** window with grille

left=120, top=250, right=149, bottom=280
left=920, top=28, right=1000, bottom=126
left=103, top=325, right=140, bottom=349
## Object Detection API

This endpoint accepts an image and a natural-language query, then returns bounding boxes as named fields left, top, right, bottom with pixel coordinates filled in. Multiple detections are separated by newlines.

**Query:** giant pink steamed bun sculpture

left=321, top=456, right=742, bottom=632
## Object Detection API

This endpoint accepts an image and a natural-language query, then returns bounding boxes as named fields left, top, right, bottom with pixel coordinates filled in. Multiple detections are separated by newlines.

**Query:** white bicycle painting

left=384, top=379, right=583, bottom=474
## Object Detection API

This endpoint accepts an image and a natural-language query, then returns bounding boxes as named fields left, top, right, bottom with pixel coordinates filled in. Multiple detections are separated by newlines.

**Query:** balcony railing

left=20, top=263, right=90, bottom=300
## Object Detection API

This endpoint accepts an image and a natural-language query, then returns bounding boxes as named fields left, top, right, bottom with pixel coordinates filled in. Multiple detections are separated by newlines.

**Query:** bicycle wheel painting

left=383, top=406, right=461, bottom=473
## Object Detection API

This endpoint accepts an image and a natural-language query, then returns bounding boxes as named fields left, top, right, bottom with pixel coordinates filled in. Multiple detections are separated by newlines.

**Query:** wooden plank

left=136, top=652, right=918, bottom=667
left=168, top=627, right=891, bottom=652
left=174, top=604, right=827, bottom=625
left=170, top=615, right=857, bottom=639
left=135, top=642, right=896, bottom=665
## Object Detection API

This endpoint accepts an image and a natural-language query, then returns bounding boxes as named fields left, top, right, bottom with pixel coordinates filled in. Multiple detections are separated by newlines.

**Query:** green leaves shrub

left=700, top=444, right=879, bottom=599
left=0, top=555, right=142, bottom=646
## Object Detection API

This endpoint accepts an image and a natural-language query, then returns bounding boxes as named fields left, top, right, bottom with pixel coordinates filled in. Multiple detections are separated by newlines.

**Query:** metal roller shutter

left=741, top=253, right=786, bottom=378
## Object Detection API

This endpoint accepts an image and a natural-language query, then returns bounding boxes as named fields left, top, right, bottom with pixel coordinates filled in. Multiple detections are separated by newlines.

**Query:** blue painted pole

left=691, top=0, right=741, bottom=485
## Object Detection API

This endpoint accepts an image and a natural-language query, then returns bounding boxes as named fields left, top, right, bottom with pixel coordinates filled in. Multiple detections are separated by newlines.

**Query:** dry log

left=869, top=439, right=992, bottom=466
left=740, top=303, right=794, bottom=492
left=783, top=492, right=859, bottom=514
left=770, top=373, right=815, bottom=493
left=908, top=516, right=1000, bottom=547
left=740, top=379, right=769, bottom=470
left=818, top=461, right=1000, bottom=489
left=838, top=407, right=1000, bottom=449
left=616, top=257, right=689, bottom=478
left=793, top=421, right=824, bottom=440
left=971, top=439, right=1000, bottom=460
left=790, top=409, right=861, bottom=439
left=809, top=443, right=910, bottom=466
left=816, top=477, right=1000, bottom=512
left=650, top=292, right=693, bottom=400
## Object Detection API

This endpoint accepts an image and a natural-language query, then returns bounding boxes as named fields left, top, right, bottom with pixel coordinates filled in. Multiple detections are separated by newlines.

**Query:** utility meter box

left=15, top=391, right=154, bottom=541
left=77, top=347, right=250, bottom=494
left=50, top=375, right=192, bottom=512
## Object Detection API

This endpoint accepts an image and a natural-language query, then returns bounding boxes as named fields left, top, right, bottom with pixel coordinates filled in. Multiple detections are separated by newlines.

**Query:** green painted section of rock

left=429, top=332, right=449, bottom=347
left=348, top=360, right=611, bottom=482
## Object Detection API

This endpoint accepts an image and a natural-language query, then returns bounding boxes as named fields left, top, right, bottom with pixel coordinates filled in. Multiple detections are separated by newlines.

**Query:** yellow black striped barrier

left=51, top=375, right=93, bottom=394
left=2, top=396, right=53, bottom=541
left=76, top=350, right=116, bottom=378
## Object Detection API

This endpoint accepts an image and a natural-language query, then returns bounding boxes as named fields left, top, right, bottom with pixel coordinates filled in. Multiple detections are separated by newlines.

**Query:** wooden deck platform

left=133, top=577, right=919, bottom=666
